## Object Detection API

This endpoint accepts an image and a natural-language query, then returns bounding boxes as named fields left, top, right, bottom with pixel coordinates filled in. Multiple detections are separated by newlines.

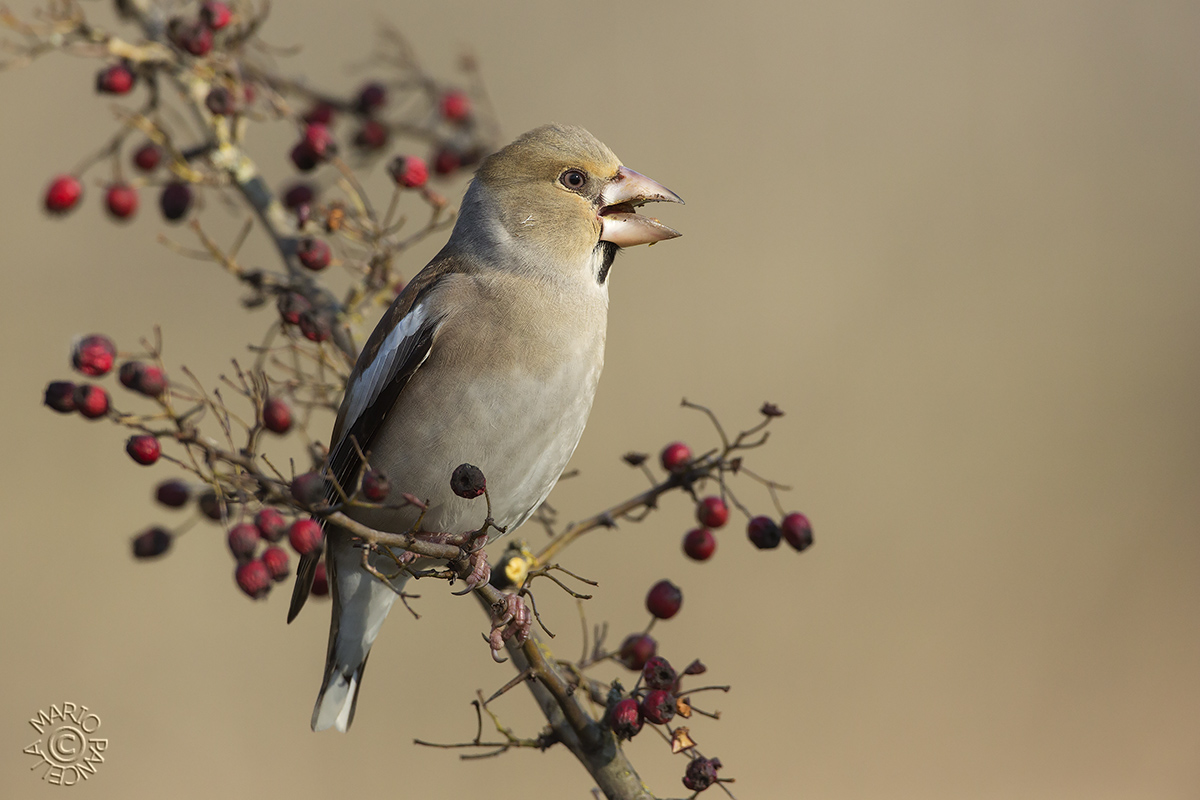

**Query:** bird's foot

left=461, top=539, right=492, bottom=590
left=397, top=531, right=453, bottom=566
left=487, top=592, right=532, bottom=663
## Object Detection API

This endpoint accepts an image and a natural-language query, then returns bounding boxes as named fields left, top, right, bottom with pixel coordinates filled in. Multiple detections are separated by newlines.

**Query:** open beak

left=598, top=166, right=684, bottom=247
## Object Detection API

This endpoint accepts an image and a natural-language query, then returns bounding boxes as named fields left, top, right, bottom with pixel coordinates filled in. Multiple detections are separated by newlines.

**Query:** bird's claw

left=487, top=592, right=531, bottom=662
left=463, top=547, right=492, bottom=590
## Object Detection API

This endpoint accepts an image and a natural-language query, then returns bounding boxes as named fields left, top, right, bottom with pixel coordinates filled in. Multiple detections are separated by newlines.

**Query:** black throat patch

left=596, top=241, right=618, bottom=285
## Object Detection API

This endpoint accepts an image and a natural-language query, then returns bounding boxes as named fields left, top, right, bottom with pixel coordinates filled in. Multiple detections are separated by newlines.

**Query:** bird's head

left=456, top=124, right=682, bottom=280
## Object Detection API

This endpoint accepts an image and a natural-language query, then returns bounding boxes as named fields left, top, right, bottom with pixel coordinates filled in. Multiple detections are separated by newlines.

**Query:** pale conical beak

left=598, top=166, right=684, bottom=247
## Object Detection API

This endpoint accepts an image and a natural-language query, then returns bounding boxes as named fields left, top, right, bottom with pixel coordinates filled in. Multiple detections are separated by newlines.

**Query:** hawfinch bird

left=288, top=123, right=682, bottom=732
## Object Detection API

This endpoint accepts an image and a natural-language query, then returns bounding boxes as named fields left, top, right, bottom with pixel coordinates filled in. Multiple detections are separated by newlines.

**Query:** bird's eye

left=560, top=169, right=587, bottom=190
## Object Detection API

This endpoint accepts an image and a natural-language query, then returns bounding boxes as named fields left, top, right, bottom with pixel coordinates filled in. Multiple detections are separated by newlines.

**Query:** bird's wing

left=287, top=263, right=452, bottom=623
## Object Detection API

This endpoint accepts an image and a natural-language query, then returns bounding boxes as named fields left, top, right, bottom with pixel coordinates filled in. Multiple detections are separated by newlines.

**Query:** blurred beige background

left=2, top=1, right=1198, bottom=798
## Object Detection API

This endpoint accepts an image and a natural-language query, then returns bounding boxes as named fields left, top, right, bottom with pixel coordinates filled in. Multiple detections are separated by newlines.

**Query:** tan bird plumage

left=288, top=124, right=681, bottom=731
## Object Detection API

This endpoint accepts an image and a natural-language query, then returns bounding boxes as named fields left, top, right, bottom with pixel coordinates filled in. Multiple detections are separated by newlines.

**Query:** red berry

left=118, top=361, right=166, bottom=397
left=609, top=697, right=643, bottom=740
left=105, top=183, right=138, bottom=219
left=646, top=580, right=682, bottom=620
left=433, top=147, right=460, bottom=175
left=126, top=435, right=161, bottom=466
left=297, top=237, right=331, bottom=270
left=682, top=757, right=721, bottom=792
left=176, top=22, right=213, bottom=56
left=747, top=515, right=781, bottom=549
left=353, top=119, right=388, bottom=150
left=235, top=559, right=271, bottom=599
left=310, top=561, right=329, bottom=596
left=660, top=442, right=691, bottom=472
left=132, top=527, right=172, bottom=558
left=200, top=1, right=232, bottom=29
left=261, top=397, right=292, bottom=433
left=304, top=102, right=335, bottom=126
left=227, top=522, right=260, bottom=560
left=302, top=123, right=335, bottom=159
left=282, top=182, right=314, bottom=210
left=361, top=468, right=390, bottom=502
left=73, top=384, right=110, bottom=419
left=682, top=527, right=716, bottom=561
left=44, top=175, right=83, bottom=214
left=155, top=479, right=191, bottom=507
left=617, top=633, right=657, bottom=671
left=262, top=545, right=289, bottom=580
left=133, top=142, right=161, bottom=172
left=290, top=472, right=325, bottom=507
left=288, top=518, right=324, bottom=556
left=439, top=90, right=471, bottom=122
left=450, top=463, right=486, bottom=499
left=277, top=292, right=311, bottom=325
left=96, top=62, right=135, bottom=95
left=254, top=508, right=288, bottom=542
left=388, top=156, right=428, bottom=189
left=298, top=309, right=332, bottom=342
left=696, top=496, right=729, bottom=528
left=355, top=81, right=387, bottom=114
left=44, top=381, right=77, bottom=414
left=71, top=334, right=116, bottom=376
left=641, top=689, right=676, bottom=725
left=642, top=656, right=677, bottom=690
left=781, top=512, right=814, bottom=552
left=159, top=181, right=193, bottom=221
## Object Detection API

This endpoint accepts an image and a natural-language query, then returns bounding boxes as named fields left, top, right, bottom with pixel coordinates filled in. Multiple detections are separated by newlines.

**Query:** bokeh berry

left=646, top=580, right=683, bottom=620
left=682, top=527, right=716, bottom=561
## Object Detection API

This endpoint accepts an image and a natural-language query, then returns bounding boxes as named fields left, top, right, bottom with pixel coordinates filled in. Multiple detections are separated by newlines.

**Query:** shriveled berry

left=262, top=545, right=289, bottom=580
left=44, top=381, right=77, bottom=413
left=276, top=292, right=311, bottom=325
left=133, top=142, right=161, bottom=172
left=73, top=384, right=110, bottom=419
left=262, top=398, right=292, bottom=433
left=288, top=518, right=324, bottom=556
left=660, top=442, right=691, bottom=472
left=71, top=334, right=116, bottom=376
left=682, top=757, right=721, bottom=792
left=227, top=522, right=260, bottom=560
left=297, top=237, right=331, bottom=270
left=254, top=507, right=287, bottom=542
left=282, top=182, right=314, bottom=210
left=310, top=561, right=329, bottom=596
left=646, top=580, right=683, bottom=620
left=353, top=119, right=388, bottom=150
left=696, top=496, right=729, bottom=528
left=126, top=435, right=161, bottom=466
left=200, top=1, right=232, bottom=29
left=439, top=90, right=471, bottom=122
left=388, top=155, right=428, bottom=189
left=682, top=527, right=716, bottom=561
left=361, top=468, right=390, bottom=502
left=159, top=181, right=193, bottom=221
left=747, top=515, right=781, bottom=549
left=155, top=479, right=190, bottom=507
left=641, top=689, right=676, bottom=725
left=450, top=463, right=486, bottom=499
left=617, top=633, right=657, bottom=671
left=642, top=656, right=677, bottom=690
left=781, top=512, right=814, bottom=552
left=205, top=86, right=236, bottom=115
left=96, top=62, right=135, bottom=95
left=355, top=81, right=387, bottom=114
left=132, top=527, right=172, bottom=558
left=235, top=559, right=271, bottom=599
left=105, top=183, right=138, bottom=219
left=290, top=471, right=325, bottom=507
left=609, top=697, right=643, bottom=740
left=44, top=175, right=83, bottom=214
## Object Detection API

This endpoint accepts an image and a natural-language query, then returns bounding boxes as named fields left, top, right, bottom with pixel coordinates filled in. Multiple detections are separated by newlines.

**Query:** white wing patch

left=343, top=303, right=427, bottom=430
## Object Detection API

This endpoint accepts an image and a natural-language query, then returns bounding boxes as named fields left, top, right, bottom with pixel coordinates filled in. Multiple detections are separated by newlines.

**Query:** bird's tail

left=311, top=532, right=402, bottom=732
